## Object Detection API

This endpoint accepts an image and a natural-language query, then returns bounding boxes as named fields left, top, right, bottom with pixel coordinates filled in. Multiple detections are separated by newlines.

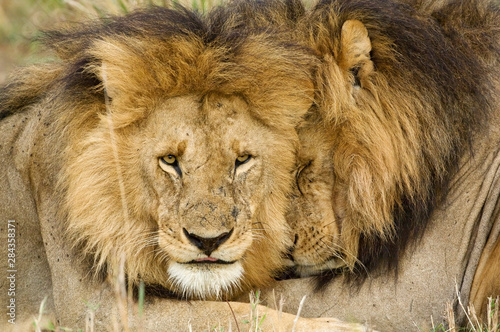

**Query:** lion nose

left=183, top=228, right=234, bottom=256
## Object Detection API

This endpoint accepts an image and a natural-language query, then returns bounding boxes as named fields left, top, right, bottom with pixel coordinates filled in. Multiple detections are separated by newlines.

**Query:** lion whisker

left=319, top=238, right=369, bottom=276
left=120, top=232, right=159, bottom=254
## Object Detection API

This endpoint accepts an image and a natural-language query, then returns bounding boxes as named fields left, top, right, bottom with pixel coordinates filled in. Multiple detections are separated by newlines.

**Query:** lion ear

left=339, top=20, right=373, bottom=88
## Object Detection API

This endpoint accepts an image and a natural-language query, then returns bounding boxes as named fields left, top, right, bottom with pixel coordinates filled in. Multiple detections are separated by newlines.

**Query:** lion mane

left=290, top=0, right=500, bottom=326
left=294, top=0, right=500, bottom=284
left=51, top=8, right=315, bottom=299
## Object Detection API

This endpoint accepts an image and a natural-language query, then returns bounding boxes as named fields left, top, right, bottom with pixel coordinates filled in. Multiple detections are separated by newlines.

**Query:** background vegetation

left=0, top=0, right=223, bottom=83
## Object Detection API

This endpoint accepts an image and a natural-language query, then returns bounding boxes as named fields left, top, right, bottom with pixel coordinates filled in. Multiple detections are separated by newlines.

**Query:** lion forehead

left=140, top=94, right=276, bottom=160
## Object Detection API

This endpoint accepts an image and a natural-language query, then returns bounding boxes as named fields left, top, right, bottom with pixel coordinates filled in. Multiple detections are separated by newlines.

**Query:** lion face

left=140, top=94, right=284, bottom=298
left=65, top=90, right=303, bottom=300
left=285, top=18, right=377, bottom=277
left=57, top=11, right=316, bottom=300
left=286, top=117, right=346, bottom=277
left=286, top=0, right=494, bottom=282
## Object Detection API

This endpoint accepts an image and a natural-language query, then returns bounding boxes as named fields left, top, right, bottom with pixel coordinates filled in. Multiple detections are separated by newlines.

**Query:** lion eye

left=159, top=155, right=182, bottom=177
left=162, top=155, right=177, bottom=165
left=235, top=154, right=251, bottom=168
left=295, top=161, right=312, bottom=195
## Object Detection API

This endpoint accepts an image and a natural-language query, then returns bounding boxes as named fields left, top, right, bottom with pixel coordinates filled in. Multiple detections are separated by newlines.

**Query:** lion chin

left=167, top=261, right=244, bottom=299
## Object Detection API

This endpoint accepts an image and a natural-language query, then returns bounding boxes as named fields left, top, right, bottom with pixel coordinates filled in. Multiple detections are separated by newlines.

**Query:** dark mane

left=40, top=6, right=212, bottom=100
left=41, top=6, right=208, bottom=57
left=208, top=0, right=305, bottom=34
left=311, top=0, right=499, bottom=286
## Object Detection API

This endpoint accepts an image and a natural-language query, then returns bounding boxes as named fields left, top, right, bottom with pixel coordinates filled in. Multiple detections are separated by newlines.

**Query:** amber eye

left=159, top=155, right=182, bottom=177
left=237, top=154, right=250, bottom=163
left=161, top=155, right=177, bottom=165
left=235, top=154, right=251, bottom=168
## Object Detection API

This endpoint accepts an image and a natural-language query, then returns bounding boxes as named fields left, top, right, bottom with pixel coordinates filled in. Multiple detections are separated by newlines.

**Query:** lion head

left=37, top=7, right=316, bottom=300
left=285, top=0, right=498, bottom=281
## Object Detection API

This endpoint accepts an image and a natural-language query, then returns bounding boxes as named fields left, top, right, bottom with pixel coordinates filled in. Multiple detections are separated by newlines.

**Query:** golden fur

left=48, top=9, right=316, bottom=299
left=291, top=0, right=497, bottom=269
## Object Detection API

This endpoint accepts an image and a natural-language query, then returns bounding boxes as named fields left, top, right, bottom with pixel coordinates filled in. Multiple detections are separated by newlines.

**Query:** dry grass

left=27, top=262, right=500, bottom=332
left=29, top=285, right=500, bottom=332
left=30, top=259, right=282, bottom=331
left=448, top=296, right=500, bottom=332
left=427, top=287, right=499, bottom=332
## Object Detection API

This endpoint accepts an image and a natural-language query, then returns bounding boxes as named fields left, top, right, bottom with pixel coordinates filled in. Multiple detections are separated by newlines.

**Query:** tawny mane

left=305, top=0, right=499, bottom=280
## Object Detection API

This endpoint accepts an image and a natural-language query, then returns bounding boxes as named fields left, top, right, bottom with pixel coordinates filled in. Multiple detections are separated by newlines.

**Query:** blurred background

left=0, top=0, right=222, bottom=84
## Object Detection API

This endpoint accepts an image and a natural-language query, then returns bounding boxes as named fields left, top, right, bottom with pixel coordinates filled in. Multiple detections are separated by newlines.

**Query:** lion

left=0, top=5, right=369, bottom=331
left=283, top=0, right=500, bottom=330
left=210, top=0, right=500, bottom=330
left=289, top=0, right=500, bottom=278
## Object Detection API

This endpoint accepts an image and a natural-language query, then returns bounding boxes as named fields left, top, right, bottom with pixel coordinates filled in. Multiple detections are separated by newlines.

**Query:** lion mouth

left=184, top=257, right=236, bottom=265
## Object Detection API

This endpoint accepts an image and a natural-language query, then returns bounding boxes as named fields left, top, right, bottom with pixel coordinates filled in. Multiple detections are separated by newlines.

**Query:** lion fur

left=1, top=1, right=499, bottom=329
left=302, top=0, right=500, bottom=324
left=50, top=8, right=315, bottom=294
